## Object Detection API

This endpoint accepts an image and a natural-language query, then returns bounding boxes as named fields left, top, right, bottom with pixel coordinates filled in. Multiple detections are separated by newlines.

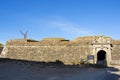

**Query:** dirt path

left=0, top=60, right=120, bottom=80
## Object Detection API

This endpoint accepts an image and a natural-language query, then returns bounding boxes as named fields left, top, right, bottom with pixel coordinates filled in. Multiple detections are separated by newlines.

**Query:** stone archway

left=97, top=50, right=107, bottom=66
left=97, top=50, right=106, bottom=61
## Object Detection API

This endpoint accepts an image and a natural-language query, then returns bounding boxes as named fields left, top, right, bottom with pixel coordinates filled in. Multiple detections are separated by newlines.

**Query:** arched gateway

left=96, top=50, right=107, bottom=66
left=97, top=50, right=106, bottom=61
left=92, top=35, right=111, bottom=65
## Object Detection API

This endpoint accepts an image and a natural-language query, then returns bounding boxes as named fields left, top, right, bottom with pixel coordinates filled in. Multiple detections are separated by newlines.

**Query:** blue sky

left=0, top=0, right=120, bottom=44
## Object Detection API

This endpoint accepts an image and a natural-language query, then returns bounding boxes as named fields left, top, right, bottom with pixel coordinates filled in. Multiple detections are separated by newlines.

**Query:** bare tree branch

left=20, top=30, right=28, bottom=39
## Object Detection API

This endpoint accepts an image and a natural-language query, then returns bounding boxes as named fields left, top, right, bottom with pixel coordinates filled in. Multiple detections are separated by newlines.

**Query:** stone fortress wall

left=111, top=40, right=120, bottom=64
left=0, top=47, right=3, bottom=54
left=2, top=39, right=92, bottom=65
left=1, top=35, right=120, bottom=65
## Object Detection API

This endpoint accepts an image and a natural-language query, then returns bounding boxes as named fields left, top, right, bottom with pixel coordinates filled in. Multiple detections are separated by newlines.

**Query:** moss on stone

left=41, top=38, right=66, bottom=41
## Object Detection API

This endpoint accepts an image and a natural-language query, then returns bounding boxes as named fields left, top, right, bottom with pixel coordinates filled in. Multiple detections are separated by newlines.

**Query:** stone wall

left=3, top=40, right=92, bottom=65
left=0, top=47, right=3, bottom=54
left=3, top=35, right=120, bottom=65
left=4, top=46, right=92, bottom=65
left=111, top=44, right=120, bottom=64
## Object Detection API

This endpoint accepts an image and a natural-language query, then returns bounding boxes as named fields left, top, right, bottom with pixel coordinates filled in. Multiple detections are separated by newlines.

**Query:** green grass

left=41, top=38, right=66, bottom=41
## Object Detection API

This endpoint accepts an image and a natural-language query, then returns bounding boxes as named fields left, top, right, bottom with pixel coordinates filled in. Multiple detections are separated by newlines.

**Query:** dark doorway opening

left=97, top=50, right=107, bottom=66
left=97, top=50, right=106, bottom=61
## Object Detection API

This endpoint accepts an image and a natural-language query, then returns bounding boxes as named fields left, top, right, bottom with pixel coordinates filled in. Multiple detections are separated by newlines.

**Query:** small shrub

left=80, top=59, right=88, bottom=64
left=0, top=43, right=3, bottom=47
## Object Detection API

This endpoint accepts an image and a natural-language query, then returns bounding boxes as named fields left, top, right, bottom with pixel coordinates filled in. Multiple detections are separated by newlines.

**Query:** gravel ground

left=0, top=59, right=120, bottom=80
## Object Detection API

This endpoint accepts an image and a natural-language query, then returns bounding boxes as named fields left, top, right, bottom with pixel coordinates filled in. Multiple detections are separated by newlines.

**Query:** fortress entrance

left=97, top=50, right=107, bottom=66
left=97, top=50, right=106, bottom=61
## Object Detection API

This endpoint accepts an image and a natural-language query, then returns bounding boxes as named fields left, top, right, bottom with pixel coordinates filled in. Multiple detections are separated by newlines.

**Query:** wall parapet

left=6, top=40, right=92, bottom=46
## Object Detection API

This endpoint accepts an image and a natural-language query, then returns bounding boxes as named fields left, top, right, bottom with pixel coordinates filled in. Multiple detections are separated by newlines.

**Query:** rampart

left=2, top=39, right=92, bottom=65
left=110, top=40, right=120, bottom=64
left=1, top=35, right=120, bottom=65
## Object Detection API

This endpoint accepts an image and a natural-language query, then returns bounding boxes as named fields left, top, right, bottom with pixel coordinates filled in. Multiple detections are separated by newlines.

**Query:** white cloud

left=49, top=21, right=93, bottom=37
left=35, top=16, right=95, bottom=39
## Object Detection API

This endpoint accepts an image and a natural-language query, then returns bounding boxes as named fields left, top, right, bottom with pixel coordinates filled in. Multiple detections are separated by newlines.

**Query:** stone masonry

left=1, top=35, right=120, bottom=65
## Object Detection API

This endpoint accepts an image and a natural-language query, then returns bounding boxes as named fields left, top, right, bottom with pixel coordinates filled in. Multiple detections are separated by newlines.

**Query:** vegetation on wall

left=0, top=43, right=3, bottom=47
left=41, top=38, right=66, bottom=41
